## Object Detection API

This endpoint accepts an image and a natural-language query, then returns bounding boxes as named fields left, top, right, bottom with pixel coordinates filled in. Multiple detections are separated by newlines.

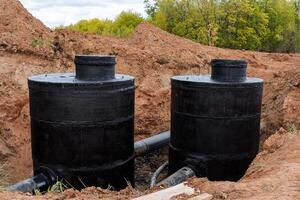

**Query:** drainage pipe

left=134, top=131, right=170, bottom=156
left=7, top=174, right=52, bottom=193
left=7, top=167, right=57, bottom=193
left=157, top=167, right=195, bottom=188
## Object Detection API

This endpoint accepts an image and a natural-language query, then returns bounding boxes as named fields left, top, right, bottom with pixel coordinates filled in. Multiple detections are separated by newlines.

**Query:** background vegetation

left=63, top=11, right=144, bottom=38
left=62, top=0, right=300, bottom=53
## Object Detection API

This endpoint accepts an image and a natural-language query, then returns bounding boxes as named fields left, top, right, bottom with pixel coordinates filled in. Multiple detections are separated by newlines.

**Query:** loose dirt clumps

left=0, top=0, right=54, bottom=58
left=0, top=0, right=300, bottom=199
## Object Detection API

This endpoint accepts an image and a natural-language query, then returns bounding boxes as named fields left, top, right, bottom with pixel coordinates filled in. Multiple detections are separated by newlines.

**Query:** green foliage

left=217, top=0, right=269, bottom=50
left=147, top=0, right=300, bottom=52
left=31, top=37, right=45, bottom=47
left=287, top=123, right=299, bottom=135
left=112, top=11, right=144, bottom=37
left=63, top=11, right=144, bottom=38
left=0, top=164, right=8, bottom=191
left=62, top=0, right=300, bottom=52
left=259, top=0, right=299, bottom=52
left=47, top=181, right=66, bottom=193
left=144, top=0, right=159, bottom=18
left=34, top=181, right=67, bottom=196
left=33, top=181, right=66, bottom=195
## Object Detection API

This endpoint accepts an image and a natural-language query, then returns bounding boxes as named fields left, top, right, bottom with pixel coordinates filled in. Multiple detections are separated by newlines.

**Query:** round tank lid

left=211, top=59, right=247, bottom=82
left=75, top=55, right=116, bottom=81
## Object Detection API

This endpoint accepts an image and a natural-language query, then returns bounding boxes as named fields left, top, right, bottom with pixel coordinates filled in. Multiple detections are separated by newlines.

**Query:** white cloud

left=19, top=0, right=146, bottom=28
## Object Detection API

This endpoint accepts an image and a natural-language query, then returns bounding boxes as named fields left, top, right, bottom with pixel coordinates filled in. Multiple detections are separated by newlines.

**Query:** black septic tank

left=169, top=59, right=263, bottom=181
left=28, top=55, right=135, bottom=190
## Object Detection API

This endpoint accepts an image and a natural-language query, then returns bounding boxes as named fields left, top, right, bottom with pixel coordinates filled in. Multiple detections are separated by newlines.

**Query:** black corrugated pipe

left=8, top=131, right=170, bottom=193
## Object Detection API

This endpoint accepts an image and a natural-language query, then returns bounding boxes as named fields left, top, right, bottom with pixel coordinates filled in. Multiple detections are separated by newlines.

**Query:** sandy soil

left=0, top=0, right=299, bottom=199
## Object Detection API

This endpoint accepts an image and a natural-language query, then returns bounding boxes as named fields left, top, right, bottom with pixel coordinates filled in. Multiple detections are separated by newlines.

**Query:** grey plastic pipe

left=157, top=167, right=195, bottom=187
left=134, top=131, right=170, bottom=156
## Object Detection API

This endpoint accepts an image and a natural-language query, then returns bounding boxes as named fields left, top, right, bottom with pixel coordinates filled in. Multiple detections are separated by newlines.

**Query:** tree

left=194, top=0, right=219, bottom=46
left=144, top=0, right=159, bottom=19
left=217, top=0, right=269, bottom=50
left=150, top=0, right=219, bottom=45
left=259, top=0, right=299, bottom=52
left=64, top=0, right=300, bottom=52
left=145, top=0, right=300, bottom=52
left=111, top=11, right=144, bottom=37
left=63, top=11, right=144, bottom=38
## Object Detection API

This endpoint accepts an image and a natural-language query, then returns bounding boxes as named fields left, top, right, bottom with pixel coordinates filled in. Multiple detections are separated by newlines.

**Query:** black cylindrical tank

left=28, top=55, right=135, bottom=190
left=169, top=59, right=263, bottom=181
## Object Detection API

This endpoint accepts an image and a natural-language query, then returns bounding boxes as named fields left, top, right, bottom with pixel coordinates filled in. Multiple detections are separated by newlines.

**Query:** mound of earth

left=0, top=0, right=299, bottom=199
left=0, top=0, right=54, bottom=58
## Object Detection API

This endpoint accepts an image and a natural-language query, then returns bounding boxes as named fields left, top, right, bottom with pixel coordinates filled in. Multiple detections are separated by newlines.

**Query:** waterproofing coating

left=169, top=59, right=263, bottom=181
left=28, top=55, right=135, bottom=190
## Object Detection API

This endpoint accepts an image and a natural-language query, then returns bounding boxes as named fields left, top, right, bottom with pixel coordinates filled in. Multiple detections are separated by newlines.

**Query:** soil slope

left=0, top=0, right=299, bottom=199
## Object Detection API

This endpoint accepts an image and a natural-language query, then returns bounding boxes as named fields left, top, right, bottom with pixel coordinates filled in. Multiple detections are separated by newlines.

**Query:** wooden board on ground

left=133, top=182, right=212, bottom=200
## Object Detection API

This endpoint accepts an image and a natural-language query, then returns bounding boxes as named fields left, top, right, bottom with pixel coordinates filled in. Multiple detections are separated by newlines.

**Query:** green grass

left=287, top=123, right=299, bottom=135
left=31, top=37, right=45, bottom=47
left=0, top=164, right=8, bottom=191
left=34, top=181, right=66, bottom=195
left=47, top=181, right=66, bottom=193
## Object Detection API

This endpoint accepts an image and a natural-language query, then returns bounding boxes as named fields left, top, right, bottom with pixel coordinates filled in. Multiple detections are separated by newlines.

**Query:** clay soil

left=0, top=0, right=299, bottom=199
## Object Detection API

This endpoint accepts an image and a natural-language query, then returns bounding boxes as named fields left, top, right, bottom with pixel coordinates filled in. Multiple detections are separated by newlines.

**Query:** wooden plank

left=188, top=193, right=213, bottom=200
left=133, top=183, right=195, bottom=200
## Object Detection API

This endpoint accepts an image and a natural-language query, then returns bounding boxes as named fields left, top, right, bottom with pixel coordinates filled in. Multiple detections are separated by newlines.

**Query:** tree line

left=62, top=11, right=143, bottom=38
left=63, top=0, right=300, bottom=53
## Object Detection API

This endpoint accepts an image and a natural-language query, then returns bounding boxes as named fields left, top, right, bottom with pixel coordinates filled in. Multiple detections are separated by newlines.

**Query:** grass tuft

left=0, top=164, right=8, bottom=191
left=31, top=37, right=45, bottom=47
left=287, top=123, right=299, bottom=135
left=47, top=181, right=66, bottom=193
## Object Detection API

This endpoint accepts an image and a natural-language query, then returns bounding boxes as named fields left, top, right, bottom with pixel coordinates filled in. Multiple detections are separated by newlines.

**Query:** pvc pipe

left=134, top=131, right=170, bottom=156
left=150, top=161, right=168, bottom=188
left=157, top=167, right=195, bottom=187
left=7, top=167, right=56, bottom=193
left=7, top=173, right=53, bottom=193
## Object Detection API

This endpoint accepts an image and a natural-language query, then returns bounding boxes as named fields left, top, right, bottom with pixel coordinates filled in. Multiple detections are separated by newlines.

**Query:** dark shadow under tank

left=28, top=55, right=135, bottom=190
left=169, top=59, right=263, bottom=181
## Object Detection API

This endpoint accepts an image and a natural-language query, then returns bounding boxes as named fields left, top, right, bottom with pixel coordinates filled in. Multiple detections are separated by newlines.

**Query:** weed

left=33, top=180, right=67, bottom=195
left=47, top=181, right=66, bottom=193
left=125, top=178, right=140, bottom=195
left=287, top=123, right=299, bottom=135
left=34, top=189, right=42, bottom=195
left=31, top=37, right=44, bottom=47
left=0, top=164, right=8, bottom=191
left=78, top=177, right=87, bottom=188
left=252, top=163, right=267, bottom=169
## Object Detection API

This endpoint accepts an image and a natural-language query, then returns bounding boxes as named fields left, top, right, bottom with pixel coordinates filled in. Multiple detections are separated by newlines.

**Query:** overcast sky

left=19, top=0, right=146, bottom=28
